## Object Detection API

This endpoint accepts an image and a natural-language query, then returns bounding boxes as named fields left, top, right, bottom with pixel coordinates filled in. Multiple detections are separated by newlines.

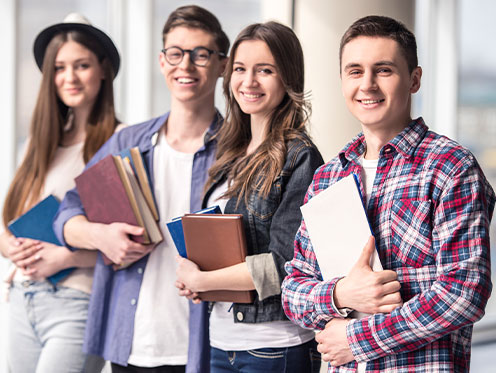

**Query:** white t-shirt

left=207, top=182, right=315, bottom=351
left=13, top=141, right=94, bottom=294
left=128, top=132, right=193, bottom=367
left=356, top=156, right=379, bottom=373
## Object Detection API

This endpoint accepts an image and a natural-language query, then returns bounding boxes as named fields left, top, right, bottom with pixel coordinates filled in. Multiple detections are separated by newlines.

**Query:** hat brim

left=33, top=22, right=120, bottom=78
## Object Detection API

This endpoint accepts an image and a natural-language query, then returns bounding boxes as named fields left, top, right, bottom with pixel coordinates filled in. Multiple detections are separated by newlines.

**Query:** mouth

left=176, top=77, right=198, bottom=84
left=358, top=99, right=385, bottom=105
left=65, top=87, right=82, bottom=94
left=241, top=92, right=264, bottom=100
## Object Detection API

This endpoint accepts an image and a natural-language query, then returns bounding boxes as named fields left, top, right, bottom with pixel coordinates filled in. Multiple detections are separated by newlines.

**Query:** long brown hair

left=206, top=21, right=311, bottom=203
left=3, top=30, right=118, bottom=225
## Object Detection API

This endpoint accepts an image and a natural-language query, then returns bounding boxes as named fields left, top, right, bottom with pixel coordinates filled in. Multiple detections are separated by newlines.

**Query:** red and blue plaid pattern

left=282, top=118, right=495, bottom=372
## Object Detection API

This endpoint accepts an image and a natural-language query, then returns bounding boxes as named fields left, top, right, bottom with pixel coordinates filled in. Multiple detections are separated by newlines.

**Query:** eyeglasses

left=161, top=46, right=226, bottom=67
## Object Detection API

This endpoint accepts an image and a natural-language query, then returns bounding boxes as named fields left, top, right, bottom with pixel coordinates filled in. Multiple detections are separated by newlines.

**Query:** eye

left=76, top=63, right=90, bottom=70
left=348, top=69, right=362, bottom=76
left=233, top=66, right=245, bottom=73
left=377, top=67, right=392, bottom=75
left=194, top=49, right=210, bottom=60
left=54, top=65, right=64, bottom=72
left=258, top=68, right=273, bottom=74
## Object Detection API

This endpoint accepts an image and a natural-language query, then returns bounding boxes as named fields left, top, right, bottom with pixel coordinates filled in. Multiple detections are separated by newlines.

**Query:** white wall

left=0, top=0, right=16, bottom=370
left=294, top=0, right=415, bottom=161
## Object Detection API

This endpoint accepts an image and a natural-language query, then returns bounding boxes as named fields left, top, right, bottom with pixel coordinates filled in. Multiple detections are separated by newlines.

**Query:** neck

left=361, top=116, right=412, bottom=160
left=246, top=115, right=269, bottom=155
left=165, top=99, right=217, bottom=153
left=62, top=106, right=89, bottom=146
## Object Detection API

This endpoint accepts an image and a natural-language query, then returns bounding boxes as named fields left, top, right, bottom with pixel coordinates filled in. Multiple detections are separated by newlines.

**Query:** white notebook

left=300, top=173, right=382, bottom=280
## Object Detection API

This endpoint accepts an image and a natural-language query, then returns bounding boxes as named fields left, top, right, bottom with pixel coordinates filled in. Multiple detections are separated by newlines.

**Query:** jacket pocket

left=247, top=178, right=282, bottom=221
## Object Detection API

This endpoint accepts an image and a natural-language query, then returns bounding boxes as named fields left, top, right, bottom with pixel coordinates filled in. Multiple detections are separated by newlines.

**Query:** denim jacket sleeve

left=246, top=140, right=323, bottom=300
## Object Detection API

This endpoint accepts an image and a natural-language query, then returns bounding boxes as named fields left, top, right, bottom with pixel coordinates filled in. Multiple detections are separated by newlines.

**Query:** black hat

left=33, top=13, right=120, bottom=77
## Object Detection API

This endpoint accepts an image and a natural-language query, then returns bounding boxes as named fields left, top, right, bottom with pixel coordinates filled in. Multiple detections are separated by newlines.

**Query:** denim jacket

left=203, top=136, right=323, bottom=323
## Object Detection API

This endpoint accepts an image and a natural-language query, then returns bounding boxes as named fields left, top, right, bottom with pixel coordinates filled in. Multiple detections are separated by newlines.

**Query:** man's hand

left=334, top=236, right=402, bottom=314
left=316, top=318, right=354, bottom=366
left=93, top=222, right=154, bottom=265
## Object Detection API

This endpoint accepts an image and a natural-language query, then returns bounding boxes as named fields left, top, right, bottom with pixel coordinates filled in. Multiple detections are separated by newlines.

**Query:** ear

left=218, top=56, right=228, bottom=77
left=159, top=52, right=167, bottom=74
left=410, top=66, right=422, bottom=93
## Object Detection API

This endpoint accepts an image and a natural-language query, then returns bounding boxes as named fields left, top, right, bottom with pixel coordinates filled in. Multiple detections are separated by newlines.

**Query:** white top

left=356, top=156, right=379, bottom=373
left=13, top=141, right=94, bottom=294
left=207, top=183, right=315, bottom=351
left=360, top=157, right=379, bottom=204
left=128, top=131, right=193, bottom=366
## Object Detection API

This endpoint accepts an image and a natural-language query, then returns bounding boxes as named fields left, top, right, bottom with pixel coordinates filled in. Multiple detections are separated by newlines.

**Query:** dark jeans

left=111, top=363, right=186, bottom=373
left=211, top=339, right=321, bottom=373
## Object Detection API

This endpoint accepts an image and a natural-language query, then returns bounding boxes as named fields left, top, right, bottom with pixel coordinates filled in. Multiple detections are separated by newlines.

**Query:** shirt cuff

left=330, top=286, right=353, bottom=317
left=245, top=253, right=280, bottom=300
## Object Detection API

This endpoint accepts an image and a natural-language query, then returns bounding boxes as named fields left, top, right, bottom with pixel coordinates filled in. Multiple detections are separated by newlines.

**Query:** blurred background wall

left=1, top=0, right=495, bottom=371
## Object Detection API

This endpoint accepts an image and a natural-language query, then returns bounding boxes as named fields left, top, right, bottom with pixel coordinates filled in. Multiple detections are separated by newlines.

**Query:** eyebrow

left=55, top=57, right=92, bottom=64
left=343, top=60, right=397, bottom=71
left=233, top=61, right=277, bottom=68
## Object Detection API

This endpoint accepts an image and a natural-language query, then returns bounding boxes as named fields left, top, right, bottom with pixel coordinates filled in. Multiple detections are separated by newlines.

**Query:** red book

left=75, top=154, right=162, bottom=265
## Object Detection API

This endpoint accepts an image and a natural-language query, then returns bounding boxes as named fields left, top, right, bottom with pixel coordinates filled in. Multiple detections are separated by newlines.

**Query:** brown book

left=182, top=214, right=255, bottom=303
left=75, top=154, right=163, bottom=266
left=121, top=147, right=159, bottom=221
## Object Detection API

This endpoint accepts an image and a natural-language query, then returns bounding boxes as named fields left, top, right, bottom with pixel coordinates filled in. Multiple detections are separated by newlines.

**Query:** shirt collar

left=339, top=117, right=428, bottom=167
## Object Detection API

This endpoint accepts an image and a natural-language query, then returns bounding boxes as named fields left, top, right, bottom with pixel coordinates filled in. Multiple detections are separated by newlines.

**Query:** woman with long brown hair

left=0, top=13, right=120, bottom=372
left=176, top=21, right=323, bottom=372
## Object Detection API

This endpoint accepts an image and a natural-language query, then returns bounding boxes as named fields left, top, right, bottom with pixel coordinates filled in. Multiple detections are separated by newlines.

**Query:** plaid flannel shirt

left=282, top=118, right=495, bottom=372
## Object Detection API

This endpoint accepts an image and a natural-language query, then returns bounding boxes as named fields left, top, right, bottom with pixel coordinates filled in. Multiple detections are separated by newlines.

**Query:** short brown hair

left=340, top=15, right=418, bottom=73
left=162, top=5, right=229, bottom=55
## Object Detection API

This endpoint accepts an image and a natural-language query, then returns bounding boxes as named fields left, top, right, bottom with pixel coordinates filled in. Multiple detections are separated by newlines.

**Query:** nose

left=178, top=51, right=195, bottom=70
left=360, top=70, right=377, bottom=91
left=242, top=70, right=258, bottom=87
left=65, top=66, right=78, bottom=82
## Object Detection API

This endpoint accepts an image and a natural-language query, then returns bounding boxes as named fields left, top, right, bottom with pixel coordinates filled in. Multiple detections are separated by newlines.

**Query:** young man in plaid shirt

left=282, top=15, right=495, bottom=372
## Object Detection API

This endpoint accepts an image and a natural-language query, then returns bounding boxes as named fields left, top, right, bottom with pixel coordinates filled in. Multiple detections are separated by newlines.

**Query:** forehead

left=341, top=36, right=407, bottom=69
left=164, top=26, right=216, bottom=49
left=55, top=40, right=96, bottom=61
left=234, top=40, right=275, bottom=63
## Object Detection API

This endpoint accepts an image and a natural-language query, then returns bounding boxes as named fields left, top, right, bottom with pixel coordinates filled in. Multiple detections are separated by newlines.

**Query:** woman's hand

left=6, top=236, right=42, bottom=269
left=20, top=242, right=73, bottom=279
left=175, top=256, right=202, bottom=303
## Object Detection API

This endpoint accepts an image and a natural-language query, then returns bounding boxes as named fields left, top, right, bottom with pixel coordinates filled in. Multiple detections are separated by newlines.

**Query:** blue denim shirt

left=203, top=136, right=323, bottom=323
left=53, top=112, right=221, bottom=370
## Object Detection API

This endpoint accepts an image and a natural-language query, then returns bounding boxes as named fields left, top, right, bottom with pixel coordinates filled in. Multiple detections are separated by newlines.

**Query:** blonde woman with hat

left=0, top=13, right=121, bottom=373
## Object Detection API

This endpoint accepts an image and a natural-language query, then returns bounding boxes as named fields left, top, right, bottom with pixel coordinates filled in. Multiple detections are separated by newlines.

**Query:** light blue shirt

left=53, top=112, right=222, bottom=370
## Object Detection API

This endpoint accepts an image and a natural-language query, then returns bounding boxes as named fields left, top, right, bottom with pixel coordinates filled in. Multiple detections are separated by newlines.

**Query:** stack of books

left=75, top=147, right=162, bottom=265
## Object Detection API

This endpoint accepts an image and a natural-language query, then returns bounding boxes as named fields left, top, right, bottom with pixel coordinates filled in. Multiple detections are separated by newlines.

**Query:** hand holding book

left=75, top=148, right=162, bottom=269
left=333, top=236, right=403, bottom=315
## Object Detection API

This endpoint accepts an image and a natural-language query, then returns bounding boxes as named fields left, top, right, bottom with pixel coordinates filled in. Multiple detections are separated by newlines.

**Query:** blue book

left=8, top=195, right=74, bottom=285
left=167, top=205, right=221, bottom=258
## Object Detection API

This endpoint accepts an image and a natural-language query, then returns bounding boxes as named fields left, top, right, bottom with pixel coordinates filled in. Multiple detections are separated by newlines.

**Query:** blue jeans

left=211, top=339, right=321, bottom=373
left=8, top=280, right=100, bottom=373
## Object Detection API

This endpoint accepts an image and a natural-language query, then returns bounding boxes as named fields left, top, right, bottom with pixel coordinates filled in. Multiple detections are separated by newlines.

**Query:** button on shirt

left=282, top=118, right=495, bottom=372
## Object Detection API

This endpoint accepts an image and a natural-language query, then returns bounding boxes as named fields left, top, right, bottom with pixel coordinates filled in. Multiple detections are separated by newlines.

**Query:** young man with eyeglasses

left=282, top=15, right=495, bottom=372
left=53, top=5, right=229, bottom=373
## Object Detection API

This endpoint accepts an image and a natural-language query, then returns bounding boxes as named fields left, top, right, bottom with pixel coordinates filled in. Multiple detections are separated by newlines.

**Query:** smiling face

left=54, top=40, right=104, bottom=112
left=230, top=39, right=286, bottom=124
left=340, top=36, right=421, bottom=134
left=160, top=26, right=226, bottom=107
